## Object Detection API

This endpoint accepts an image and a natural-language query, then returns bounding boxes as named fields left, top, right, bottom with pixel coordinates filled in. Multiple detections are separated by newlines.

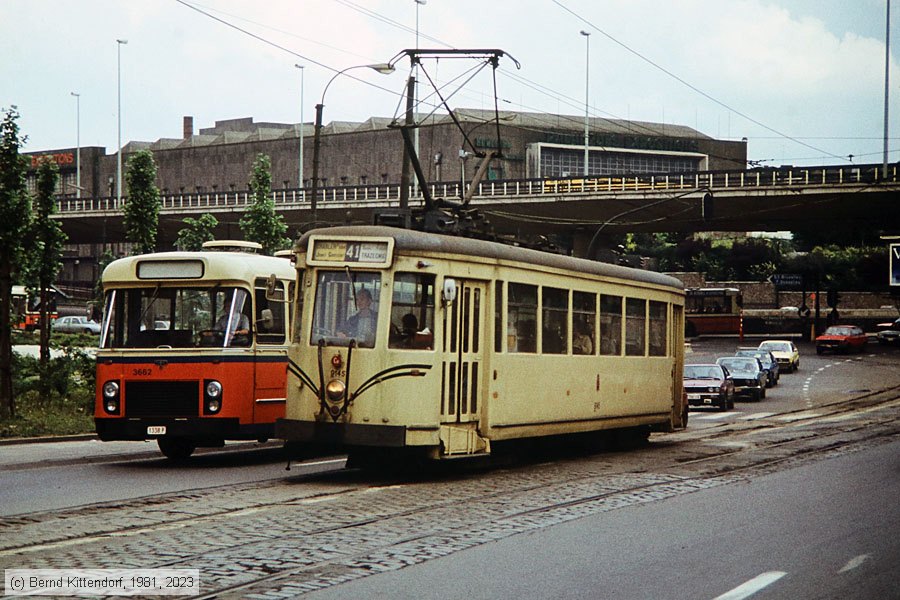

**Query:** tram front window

left=100, top=286, right=252, bottom=349
left=311, top=271, right=381, bottom=348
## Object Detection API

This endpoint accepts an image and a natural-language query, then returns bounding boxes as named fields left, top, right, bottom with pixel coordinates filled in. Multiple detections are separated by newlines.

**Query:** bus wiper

left=137, top=285, right=161, bottom=327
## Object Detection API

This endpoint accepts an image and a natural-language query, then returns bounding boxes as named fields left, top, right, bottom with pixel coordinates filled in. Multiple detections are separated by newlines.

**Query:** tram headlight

left=325, top=379, right=346, bottom=402
left=102, top=380, right=120, bottom=414
left=204, top=379, right=223, bottom=414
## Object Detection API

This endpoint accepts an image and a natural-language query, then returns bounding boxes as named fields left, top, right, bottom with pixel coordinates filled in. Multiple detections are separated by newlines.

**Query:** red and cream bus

left=94, top=242, right=295, bottom=459
left=683, top=287, right=743, bottom=337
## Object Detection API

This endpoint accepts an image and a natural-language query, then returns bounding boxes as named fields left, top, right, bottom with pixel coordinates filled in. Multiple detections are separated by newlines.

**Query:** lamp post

left=580, top=30, right=590, bottom=177
left=883, top=0, right=891, bottom=178
left=294, top=64, right=305, bottom=193
left=116, top=38, right=127, bottom=203
left=70, top=91, right=81, bottom=198
left=309, top=62, right=395, bottom=226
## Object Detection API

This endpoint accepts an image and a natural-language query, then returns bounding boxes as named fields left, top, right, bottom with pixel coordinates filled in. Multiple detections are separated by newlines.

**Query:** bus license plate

left=147, top=426, right=166, bottom=435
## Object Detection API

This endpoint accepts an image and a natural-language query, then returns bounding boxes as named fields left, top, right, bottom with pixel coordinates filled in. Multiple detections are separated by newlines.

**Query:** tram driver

left=338, top=288, right=378, bottom=346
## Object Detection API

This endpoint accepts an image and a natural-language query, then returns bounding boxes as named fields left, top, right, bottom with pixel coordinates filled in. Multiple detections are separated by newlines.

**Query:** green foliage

left=175, top=213, right=218, bottom=251
left=123, top=149, right=161, bottom=255
left=239, top=153, right=289, bottom=254
left=0, top=106, right=32, bottom=418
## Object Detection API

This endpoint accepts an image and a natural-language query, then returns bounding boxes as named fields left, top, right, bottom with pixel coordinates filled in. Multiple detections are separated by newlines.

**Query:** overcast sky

left=2, top=0, right=896, bottom=168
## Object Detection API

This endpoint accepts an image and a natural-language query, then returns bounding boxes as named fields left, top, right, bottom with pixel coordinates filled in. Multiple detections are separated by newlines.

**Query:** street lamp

left=116, top=38, right=127, bottom=203
left=580, top=30, right=590, bottom=177
left=70, top=92, right=81, bottom=198
left=309, top=63, right=395, bottom=226
left=295, top=64, right=305, bottom=193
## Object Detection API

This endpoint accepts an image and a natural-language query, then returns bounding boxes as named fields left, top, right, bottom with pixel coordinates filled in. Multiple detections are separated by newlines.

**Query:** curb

left=0, top=433, right=97, bottom=446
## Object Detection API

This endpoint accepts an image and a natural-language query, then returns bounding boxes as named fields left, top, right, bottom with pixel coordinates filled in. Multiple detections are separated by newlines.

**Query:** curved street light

left=309, top=63, right=395, bottom=226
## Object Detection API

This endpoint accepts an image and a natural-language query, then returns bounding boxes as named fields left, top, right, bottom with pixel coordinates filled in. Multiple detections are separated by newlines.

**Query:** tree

left=239, top=153, right=289, bottom=254
left=0, top=107, right=32, bottom=418
left=123, top=149, right=161, bottom=255
left=26, top=158, right=67, bottom=395
left=175, top=213, right=218, bottom=251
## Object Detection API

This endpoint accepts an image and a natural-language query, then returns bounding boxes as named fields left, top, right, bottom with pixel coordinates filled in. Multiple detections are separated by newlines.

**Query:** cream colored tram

left=276, top=226, right=685, bottom=461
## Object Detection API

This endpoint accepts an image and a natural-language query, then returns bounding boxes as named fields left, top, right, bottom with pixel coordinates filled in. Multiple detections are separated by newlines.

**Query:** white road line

left=713, top=571, right=787, bottom=600
left=839, top=554, right=871, bottom=573
left=692, top=412, right=740, bottom=420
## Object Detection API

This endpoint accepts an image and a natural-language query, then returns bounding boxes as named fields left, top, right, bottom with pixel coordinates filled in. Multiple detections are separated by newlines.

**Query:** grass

left=0, top=392, right=95, bottom=438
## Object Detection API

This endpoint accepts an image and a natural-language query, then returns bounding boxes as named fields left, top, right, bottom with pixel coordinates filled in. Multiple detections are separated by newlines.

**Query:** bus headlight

left=325, top=379, right=346, bottom=402
left=102, top=380, right=120, bottom=414
left=204, top=380, right=223, bottom=414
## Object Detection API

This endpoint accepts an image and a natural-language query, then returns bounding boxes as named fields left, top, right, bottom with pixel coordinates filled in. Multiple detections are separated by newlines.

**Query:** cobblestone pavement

left=1, top=387, right=898, bottom=598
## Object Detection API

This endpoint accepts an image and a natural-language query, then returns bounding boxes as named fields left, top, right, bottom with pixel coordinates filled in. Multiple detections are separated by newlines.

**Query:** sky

left=1, top=0, right=897, bottom=168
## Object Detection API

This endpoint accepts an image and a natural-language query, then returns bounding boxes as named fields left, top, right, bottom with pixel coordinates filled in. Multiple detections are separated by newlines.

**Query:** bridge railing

left=55, top=162, right=896, bottom=215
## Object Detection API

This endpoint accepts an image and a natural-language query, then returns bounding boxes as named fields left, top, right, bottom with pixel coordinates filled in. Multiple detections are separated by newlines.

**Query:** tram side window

left=648, top=300, right=667, bottom=356
left=572, top=291, right=596, bottom=355
left=494, top=281, right=504, bottom=353
left=254, top=278, right=286, bottom=345
left=542, top=287, right=567, bottom=354
left=599, top=294, right=623, bottom=356
left=625, top=298, right=647, bottom=356
left=507, top=283, right=537, bottom=353
left=389, top=273, right=435, bottom=350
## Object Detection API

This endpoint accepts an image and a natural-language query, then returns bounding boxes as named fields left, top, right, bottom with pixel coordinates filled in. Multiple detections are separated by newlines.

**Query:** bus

left=683, top=287, right=742, bottom=337
left=276, top=226, right=686, bottom=464
left=94, top=241, right=295, bottom=459
left=12, top=285, right=59, bottom=331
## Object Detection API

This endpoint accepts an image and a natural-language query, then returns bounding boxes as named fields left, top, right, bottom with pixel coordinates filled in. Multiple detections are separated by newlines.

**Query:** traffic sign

left=891, top=244, right=900, bottom=287
left=770, top=273, right=803, bottom=289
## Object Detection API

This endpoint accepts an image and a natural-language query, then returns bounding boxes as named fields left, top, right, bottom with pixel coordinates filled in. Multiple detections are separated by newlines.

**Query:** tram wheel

left=157, top=437, right=196, bottom=460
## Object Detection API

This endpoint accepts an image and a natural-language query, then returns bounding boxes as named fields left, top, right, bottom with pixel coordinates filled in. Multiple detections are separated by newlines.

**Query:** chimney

left=183, top=116, right=193, bottom=139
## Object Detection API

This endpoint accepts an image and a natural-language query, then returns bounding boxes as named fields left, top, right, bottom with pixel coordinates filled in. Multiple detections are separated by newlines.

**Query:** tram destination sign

left=308, top=237, right=394, bottom=268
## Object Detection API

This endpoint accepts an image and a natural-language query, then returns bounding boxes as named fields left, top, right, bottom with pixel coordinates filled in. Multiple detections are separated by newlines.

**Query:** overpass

left=55, top=162, right=900, bottom=248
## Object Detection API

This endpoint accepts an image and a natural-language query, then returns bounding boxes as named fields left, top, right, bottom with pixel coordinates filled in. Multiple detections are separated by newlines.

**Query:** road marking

left=713, top=571, right=787, bottom=600
left=839, top=554, right=871, bottom=573
left=692, top=412, right=740, bottom=420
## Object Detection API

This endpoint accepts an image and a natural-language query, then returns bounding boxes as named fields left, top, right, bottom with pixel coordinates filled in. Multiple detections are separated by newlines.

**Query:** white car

left=52, top=315, right=101, bottom=335
left=758, top=339, right=800, bottom=373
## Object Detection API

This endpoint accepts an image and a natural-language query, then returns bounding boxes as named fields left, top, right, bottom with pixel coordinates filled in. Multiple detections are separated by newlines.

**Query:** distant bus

left=684, top=287, right=742, bottom=337
left=11, top=285, right=59, bottom=331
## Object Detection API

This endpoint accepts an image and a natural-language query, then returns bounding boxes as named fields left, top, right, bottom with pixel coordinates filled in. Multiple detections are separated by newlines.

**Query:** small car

left=876, top=317, right=900, bottom=346
left=758, top=339, right=800, bottom=373
left=683, top=363, right=734, bottom=411
left=716, top=356, right=767, bottom=401
left=52, top=315, right=101, bottom=334
left=735, top=348, right=780, bottom=387
left=815, top=325, right=868, bottom=354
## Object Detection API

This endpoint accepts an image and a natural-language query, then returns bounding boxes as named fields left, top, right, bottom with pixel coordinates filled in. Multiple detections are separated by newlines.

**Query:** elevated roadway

left=54, top=162, right=900, bottom=246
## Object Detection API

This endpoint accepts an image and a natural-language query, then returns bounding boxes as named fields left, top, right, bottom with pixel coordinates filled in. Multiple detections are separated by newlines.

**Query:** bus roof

left=297, top=226, right=684, bottom=292
left=101, top=249, right=295, bottom=287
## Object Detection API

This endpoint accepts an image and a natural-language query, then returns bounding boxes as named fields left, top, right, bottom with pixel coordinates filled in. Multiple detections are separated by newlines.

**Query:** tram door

left=441, top=281, right=486, bottom=424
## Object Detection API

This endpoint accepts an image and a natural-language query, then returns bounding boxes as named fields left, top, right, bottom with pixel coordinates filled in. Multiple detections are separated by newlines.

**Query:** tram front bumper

left=275, top=418, right=407, bottom=447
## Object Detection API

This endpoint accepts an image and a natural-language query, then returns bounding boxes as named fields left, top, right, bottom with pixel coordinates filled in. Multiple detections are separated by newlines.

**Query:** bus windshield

left=100, top=286, right=252, bottom=349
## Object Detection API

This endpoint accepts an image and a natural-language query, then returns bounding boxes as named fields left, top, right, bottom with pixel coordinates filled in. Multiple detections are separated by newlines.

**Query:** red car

left=815, top=325, right=868, bottom=354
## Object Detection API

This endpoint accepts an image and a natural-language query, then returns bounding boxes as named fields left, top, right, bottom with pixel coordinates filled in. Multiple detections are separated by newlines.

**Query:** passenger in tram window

left=339, top=288, right=378, bottom=346
left=573, top=320, right=594, bottom=355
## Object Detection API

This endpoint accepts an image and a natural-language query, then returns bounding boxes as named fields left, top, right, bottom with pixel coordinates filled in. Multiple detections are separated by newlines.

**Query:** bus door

left=440, top=280, right=486, bottom=425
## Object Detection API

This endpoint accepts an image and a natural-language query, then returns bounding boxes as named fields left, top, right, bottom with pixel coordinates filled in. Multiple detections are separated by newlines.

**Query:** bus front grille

left=125, top=381, right=199, bottom=417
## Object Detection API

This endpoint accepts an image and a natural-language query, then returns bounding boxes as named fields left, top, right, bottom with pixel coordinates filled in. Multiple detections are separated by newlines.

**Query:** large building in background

left=25, top=109, right=746, bottom=298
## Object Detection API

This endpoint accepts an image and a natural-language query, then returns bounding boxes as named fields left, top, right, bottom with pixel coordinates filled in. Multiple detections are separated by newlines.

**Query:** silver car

left=52, top=315, right=101, bottom=334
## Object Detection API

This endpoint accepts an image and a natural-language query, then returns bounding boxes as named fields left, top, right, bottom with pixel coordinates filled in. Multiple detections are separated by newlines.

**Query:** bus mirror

left=442, top=279, right=458, bottom=305
left=265, top=274, right=284, bottom=301
left=258, top=308, right=275, bottom=331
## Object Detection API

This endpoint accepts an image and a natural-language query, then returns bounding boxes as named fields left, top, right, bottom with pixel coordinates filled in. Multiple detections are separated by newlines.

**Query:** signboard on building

left=891, top=244, right=900, bottom=287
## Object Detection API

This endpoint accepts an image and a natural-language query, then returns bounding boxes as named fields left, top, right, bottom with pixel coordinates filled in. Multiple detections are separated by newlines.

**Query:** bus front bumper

left=95, top=418, right=272, bottom=441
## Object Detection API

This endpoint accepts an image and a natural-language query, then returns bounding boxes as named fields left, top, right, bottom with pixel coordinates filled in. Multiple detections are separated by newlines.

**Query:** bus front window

left=310, top=271, right=381, bottom=348
left=100, top=286, right=252, bottom=349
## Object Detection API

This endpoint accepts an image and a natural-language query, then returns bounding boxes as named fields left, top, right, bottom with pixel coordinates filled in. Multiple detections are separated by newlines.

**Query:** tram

left=276, top=226, right=686, bottom=463
left=94, top=241, right=295, bottom=459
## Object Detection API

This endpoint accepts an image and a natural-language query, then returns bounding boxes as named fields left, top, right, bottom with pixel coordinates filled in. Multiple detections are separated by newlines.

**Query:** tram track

left=1, top=386, right=897, bottom=599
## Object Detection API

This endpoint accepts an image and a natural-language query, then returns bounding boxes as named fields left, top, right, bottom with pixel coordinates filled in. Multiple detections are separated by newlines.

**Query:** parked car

left=52, top=315, right=101, bottom=334
left=758, top=339, right=800, bottom=372
left=715, top=356, right=767, bottom=401
left=815, top=325, right=868, bottom=354
left=876, top=317, right=900, bottom=346
left=735, top=348, right=779, bottom=387
left=683, top=363, right=735, bottom=411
